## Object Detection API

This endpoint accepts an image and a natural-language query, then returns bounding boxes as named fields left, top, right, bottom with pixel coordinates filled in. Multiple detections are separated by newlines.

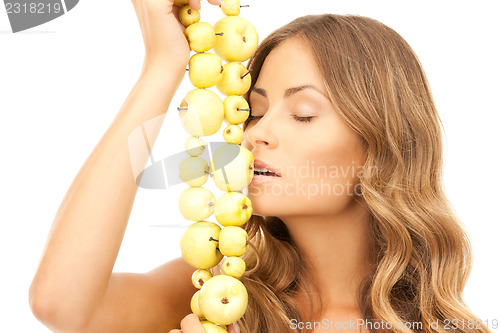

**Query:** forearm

left=29, top=63, right=185, bottom=330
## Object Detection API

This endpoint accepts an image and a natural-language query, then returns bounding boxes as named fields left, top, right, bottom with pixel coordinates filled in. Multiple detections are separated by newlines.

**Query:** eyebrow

left=251, top=85, right=329, bottom=100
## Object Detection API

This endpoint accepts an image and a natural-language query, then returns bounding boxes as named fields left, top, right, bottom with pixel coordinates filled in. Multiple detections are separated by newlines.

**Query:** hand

left=169, top=313, right=240, bottom=333
left=131, top=0, right=222, bottom=71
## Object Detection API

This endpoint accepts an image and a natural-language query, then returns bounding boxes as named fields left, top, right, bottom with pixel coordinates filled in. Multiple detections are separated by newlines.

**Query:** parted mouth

left=253, top=159, right=282, bottom=177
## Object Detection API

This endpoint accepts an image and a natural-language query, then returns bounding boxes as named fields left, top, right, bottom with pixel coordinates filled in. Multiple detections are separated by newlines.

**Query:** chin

left=245, top=191, right=268, bottom=216
left=246, top=197, right=264, bottom=217
left=246, top=193, right=287, bottom=218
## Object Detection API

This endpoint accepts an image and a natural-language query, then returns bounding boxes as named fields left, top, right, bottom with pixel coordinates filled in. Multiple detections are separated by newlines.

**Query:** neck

left=281, top=198, right=375, bottom=312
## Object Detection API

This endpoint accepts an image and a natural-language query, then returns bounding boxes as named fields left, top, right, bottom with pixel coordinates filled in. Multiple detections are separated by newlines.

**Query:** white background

left=1, top=0, right=499, bottom=331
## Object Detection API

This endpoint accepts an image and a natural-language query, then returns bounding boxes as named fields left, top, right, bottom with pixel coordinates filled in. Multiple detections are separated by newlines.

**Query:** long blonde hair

left=211, top=14, right=490, bottom=333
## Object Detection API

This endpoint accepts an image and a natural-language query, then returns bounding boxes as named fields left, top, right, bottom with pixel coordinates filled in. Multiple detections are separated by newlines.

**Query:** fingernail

left=234, top=322, right=240, bottom=333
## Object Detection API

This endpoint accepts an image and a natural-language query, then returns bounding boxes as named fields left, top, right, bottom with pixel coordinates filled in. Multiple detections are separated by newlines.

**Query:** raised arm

left=28, top=0, right=221, bottom=332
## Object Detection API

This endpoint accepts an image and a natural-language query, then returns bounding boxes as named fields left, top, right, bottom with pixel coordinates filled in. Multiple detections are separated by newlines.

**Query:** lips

left=253, top=159, right=282, bottom=177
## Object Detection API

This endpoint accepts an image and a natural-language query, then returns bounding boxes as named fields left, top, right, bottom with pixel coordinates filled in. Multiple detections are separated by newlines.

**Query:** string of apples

left=174, top=0, right=258, bottom=331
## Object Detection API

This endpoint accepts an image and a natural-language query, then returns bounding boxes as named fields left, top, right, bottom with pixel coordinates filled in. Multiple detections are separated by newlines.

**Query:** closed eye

left=292, top=116, right=313, bottom=122
left=247, top=115, right=314, bottom=123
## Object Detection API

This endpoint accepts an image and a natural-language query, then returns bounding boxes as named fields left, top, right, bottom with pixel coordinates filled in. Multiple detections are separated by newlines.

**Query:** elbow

left=29, top=282, right=54, bottom=325
left=29, top=286, right=61, bottom=331
left=29, top=283, right=88, bottom=333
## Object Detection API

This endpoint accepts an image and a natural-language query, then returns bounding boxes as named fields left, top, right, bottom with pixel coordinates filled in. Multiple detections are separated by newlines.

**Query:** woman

left=28, top=0, right=489, bottom=332
left=222, top=13, right=492, bottom=333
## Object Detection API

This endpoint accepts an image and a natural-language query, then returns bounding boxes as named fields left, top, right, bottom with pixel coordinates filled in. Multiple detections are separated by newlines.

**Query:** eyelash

left=293, top=116, right=314, bottom=123
left=247, top=115, right=313, bottom=123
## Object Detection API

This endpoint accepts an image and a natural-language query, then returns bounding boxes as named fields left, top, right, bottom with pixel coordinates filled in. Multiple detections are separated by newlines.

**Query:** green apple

left=191, top=290, right=205, bottom=319
left=216, top=62, right=251, bottom=96
left=210, top=143, right=254, bottom=192
left=180, top=221, right=223, bottom=269
left=214, top=16, right=259, bottom=62
left=199, top=274, right=248, bottom=325
left=201, top=321, right=228, bottom=333
left=179, top=156, right=209, bottom=187
left=219, top=226, right=248, bottom=257
left=222, top=256, right=246, bottom=278
left=178, top=186, right=215, bottom=221
left=214, top=192, right=252, bottom=227
left=185, top=136, right=206, bottom=157
left=189, top=53, right=223, bottom=88
left=223, top=124, right=244, bottom=145
left=185, top=22, right=216, bottom=53
left=220, top=0, right=240, bottom=16
left=192, top=269, right=213, bottom=289
left=179, top=5, right=200, bottom=27
left=223, top=96, right=250, bottom=125
left=179, top=88, right=224, bottom=137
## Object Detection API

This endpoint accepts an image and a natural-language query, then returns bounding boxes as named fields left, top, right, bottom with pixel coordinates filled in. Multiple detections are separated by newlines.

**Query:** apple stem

left=177, top=107, right=188, bottom=111
left=204, top=170, right=214, bottom=177
left=209, top=237, right=219, bottom=242
left=237, top=108, right=251, bottom=112
left=240, top=5, right=250, bottom=7
left=215, top=32, right=224, bottom=36
left=185, top=68, right=189, bottom=71
left=240, top=71, right=251, bottom=79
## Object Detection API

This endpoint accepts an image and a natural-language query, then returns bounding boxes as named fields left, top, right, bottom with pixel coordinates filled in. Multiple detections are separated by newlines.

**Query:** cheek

left=291, top=130, right=364, bottom=201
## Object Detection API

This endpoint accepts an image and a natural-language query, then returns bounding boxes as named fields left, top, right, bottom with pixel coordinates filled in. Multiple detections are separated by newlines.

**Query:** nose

left=242, top=112, right=278, bottom=151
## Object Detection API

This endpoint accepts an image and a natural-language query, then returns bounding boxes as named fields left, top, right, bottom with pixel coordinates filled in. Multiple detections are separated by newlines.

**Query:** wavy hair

left=211, top=14, right=489, bottom=333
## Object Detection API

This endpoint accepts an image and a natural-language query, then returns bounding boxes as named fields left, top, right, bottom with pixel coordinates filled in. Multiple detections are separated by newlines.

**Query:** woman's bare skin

left=29, top=1, right=225, bottom=332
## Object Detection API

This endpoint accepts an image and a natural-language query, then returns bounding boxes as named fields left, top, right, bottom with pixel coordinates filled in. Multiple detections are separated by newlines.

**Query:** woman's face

left=242, top=37, right=367, bottom=218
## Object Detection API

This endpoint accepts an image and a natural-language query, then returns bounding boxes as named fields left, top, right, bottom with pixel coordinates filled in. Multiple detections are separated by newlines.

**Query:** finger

left=207, top=0, right=223, bottom=5
left=188, top=0, right=201, bottom=10
left=180, top=313, right=206, bottom=333
left=227, top=322, right=241, bottom=333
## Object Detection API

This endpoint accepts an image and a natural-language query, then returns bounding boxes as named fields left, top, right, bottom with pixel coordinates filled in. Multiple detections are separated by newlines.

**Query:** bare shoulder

left=81, top=257, right=198, bottom=333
